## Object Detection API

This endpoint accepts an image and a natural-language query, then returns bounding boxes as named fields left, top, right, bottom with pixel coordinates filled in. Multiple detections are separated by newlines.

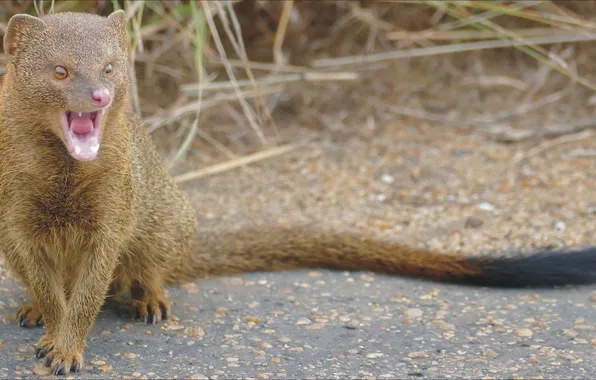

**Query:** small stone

left=366, top=353, right=384, bottom=358
left=516, top=328, right=533, bottom=338
left=477, top=202, right=495, bottom=211
left=345, top=321, right=359, bottom=330
left=185, top=375, right=208, bottom=380
left=98, top=364, right=113, bottom=372
left=245, top=316, right=261, bottom=323
left=185, top=326, right=205, bottom=338
left=123, top=352, right=137, bottom=359
left=33, top=364, right=51, bottom=376
left=271, top=357, right=281, bottom=364
left=484, top=349, right=498, bottom=358
left=91, top=360, right=106, bottom=366
left=296, top=317, right=312, bottom=325
left=464, top=216, right=484, bottom=229
left=132, top=372, right=142, bottom=377
left=381, top=174, right=395, bottom=184
left=163, top=324, right=185, bottom=331
left=404, top=308, right=423, bottom=319
left=438, top=322, right=455, bottom=331
left=408, top=351, right=429, bottom=359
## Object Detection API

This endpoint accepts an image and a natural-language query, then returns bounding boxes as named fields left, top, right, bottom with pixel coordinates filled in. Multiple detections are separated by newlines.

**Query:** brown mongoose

left=0, top=10, right=595, bottom=376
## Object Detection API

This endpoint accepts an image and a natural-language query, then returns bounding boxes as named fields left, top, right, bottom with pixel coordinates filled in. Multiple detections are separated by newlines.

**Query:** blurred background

left=1, top=0, right=594, bottom=179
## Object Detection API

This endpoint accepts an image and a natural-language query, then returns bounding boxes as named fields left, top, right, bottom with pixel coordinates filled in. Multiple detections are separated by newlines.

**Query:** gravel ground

left=1, top=114, right=595, bottom=379
left=2, top=272, right=596, bottom=379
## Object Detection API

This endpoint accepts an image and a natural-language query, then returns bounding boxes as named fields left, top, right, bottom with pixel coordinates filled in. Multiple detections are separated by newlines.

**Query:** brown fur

left=1, top=10, right=594, bottom=376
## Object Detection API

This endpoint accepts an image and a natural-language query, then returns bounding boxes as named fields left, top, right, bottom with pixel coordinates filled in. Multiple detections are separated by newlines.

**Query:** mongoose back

left=0, top=10, right=595, bottom=376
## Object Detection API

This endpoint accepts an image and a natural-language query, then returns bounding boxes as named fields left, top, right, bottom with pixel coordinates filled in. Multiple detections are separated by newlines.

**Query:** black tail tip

left=463, top=246, right=596, bottom=288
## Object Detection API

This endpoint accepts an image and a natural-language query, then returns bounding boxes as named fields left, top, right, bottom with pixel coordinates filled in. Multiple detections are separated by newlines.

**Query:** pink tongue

left=70, top=117, right=93, bottom=134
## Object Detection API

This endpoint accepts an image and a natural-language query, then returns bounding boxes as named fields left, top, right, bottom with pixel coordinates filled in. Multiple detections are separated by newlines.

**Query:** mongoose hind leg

left=130, top=279, right=170, bottom=324
left=16, top=302, right=44, bottom=328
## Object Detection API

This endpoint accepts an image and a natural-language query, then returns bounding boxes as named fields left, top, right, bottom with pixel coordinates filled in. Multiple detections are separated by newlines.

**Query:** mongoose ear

left=106, top=9, right=128, bottom=51
left=4, top=14, right=47, bottom=56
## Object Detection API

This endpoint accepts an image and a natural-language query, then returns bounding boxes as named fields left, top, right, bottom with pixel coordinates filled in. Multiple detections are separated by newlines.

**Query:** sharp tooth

left=78, top=112, right=82, bottom=117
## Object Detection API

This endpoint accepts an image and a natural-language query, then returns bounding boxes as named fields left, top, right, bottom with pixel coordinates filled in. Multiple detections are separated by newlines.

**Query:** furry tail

left=182, top=225, right=596, bottom=288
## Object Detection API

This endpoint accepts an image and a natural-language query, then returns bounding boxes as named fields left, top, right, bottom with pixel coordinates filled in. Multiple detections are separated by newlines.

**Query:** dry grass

left=1, top=0, right=596, bottom=179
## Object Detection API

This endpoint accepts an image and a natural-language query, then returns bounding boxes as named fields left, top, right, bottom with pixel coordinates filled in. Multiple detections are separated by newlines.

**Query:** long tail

left=180, top=224, right=596, bottom=288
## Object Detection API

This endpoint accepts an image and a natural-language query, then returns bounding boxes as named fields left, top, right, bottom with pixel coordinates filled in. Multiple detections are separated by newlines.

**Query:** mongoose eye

left=53, top=66, right=68, bottom=80
left=105, top=64, right=113, bottom=75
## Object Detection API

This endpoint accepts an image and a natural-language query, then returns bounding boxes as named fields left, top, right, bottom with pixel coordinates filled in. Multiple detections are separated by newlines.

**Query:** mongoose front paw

left=44, top=348, right=83, bottom=375
left=34, top=334, right=54, bottom=358
left=132, top=296, right=170, bottom=325
left=16, top=304, right=44, bottom=327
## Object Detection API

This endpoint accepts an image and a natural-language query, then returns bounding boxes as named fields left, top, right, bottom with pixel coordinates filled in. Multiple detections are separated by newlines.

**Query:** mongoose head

left=3, top=10, right=129, bottom=161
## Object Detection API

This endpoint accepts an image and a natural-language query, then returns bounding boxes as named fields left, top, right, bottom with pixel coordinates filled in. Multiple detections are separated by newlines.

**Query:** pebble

left=464, top=216, right=484, bottom=229
left=32, top=364, right=51, bottom=376
left=554, top=220, right=566, bottom=232
left=404, top=308, right=423, bottom=319
left=345, top=320, right=359, bottom=330
left=296, top=317, right=312, bottom=325
left=483, top=349, right=498, bottom=358
left=185, top=325, right=205, bottom=338
left=98, top=364, right=113, bottom=372
left=408, top=351, right=429, bottom=359
left=477, top=202, right=496, bottom=211
left=366, top=353, right=384, bottom=358
left=438, top=322, right=455, bottom=331
left=381, top=174, right=395, bottom=184
left=516, top=328, right=533, bottom=338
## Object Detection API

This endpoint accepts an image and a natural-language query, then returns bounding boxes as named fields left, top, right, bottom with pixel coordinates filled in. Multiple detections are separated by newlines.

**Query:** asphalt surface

left=2, top=270, right=596, bottom=379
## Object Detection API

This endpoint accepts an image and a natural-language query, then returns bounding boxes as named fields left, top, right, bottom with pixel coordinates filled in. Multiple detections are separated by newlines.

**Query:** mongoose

left=0, top=10, right=595, bottom=376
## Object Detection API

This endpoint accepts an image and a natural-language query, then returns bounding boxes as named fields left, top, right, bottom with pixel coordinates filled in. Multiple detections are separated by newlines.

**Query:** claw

left=143, top=315, right=148, bottom=324
left=19, top=317, right=29, bottom=327
left=72, top=361, right=82, bottom=373
left=35, top=345, right=53, bottom=358
left=152, top=314, right=157, bottom=325
left=52, top=362, right=66, bottom=376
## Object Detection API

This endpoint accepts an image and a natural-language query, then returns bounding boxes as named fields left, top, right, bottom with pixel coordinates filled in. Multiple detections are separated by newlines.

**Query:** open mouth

left=60, top=110, right=103, bottom=161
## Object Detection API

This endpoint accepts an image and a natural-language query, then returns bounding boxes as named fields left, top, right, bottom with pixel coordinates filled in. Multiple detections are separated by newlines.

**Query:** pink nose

left=91, top=88, right=111, bottom=108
